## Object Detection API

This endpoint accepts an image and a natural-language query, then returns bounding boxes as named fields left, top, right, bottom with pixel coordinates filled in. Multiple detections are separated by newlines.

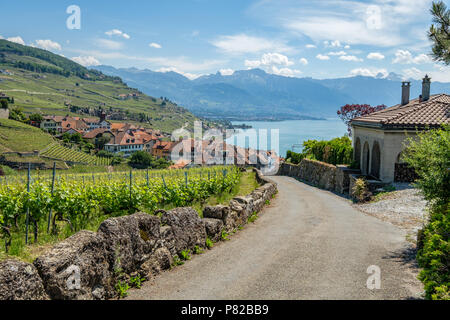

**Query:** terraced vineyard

left=0, top=166, right=242, bottom=259
left=40, top=143, right=111, bottom=165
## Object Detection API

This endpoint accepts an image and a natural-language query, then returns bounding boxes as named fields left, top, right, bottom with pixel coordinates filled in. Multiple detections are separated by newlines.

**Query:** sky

left=1, top=0, right=450, bottom=81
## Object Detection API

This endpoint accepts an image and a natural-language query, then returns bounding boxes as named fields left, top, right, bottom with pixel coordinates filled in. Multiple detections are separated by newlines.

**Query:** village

left=30, top=111, right=279, bottom=170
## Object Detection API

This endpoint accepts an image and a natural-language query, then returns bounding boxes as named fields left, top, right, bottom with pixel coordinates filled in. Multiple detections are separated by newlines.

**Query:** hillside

left=0, top=39, right=200, bottom=133
left=94, top=65, right=450, bottom=120
left=0, top=118, right=54, bottom=153
left=0, top=118, right=109, bottom=167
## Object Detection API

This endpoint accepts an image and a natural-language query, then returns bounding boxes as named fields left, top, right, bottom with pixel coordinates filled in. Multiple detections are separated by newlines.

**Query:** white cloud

left=219, top=68, right=234, bottom=76
left=339, top=55, right=363, bottom=62
left=402, top=67, right=422, bottom=80
left=344, top=45, right=351, bottom=49
left=258, top=0, right=426, bottom=47
left=326, top=40, right=341, bottom=48
left=96, top=39, right=123, bottom=50
left=34, top=39, right=62, bottom=51
left=7, top=36, right=25, bottom=45
left=305, top=44, right=316, bottom=49
left=245, top=53, right=294, bottom=69
left=271, top=66, right=302, bottom=77
left=350, top=67, right=388, bottom=78
left=260, top=53, right=293, bottom=66
left=156, top=67, right=201, bottom=80
left=105, top=29, right=130, bottom=39
left=299, top=58, right=308, bottom=65
left=316, top=54, right=330, bottom=60
left=149, top=42, right=162, bottom=49
left=367, top=52, right=385, bottom=60
left=393, top=50, right=432, bottom=64
left=71, top=56, right=100, bottom=67
left=328, top=51, right=346, bottom=56
left=245, top=60, right=262, bottom=68
left=211, top=34, right=291, bottom=54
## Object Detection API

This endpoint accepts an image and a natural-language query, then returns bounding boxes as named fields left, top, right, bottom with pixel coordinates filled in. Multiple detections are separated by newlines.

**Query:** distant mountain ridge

left=94, top=65, right=450, bottom=120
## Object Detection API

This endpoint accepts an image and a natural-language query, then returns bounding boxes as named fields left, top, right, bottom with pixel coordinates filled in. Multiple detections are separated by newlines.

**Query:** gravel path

left=126, top=176, right=423, bottom=300
left=353, top=184, right=428, bottom=241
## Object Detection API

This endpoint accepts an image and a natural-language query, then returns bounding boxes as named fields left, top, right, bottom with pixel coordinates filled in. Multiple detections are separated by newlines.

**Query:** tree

left=95, top=135, right=111, bottom=150
left=429, top=1, right=450, bottom=65
left=29, top=113, right=43, bottom=122
left=402, top=125, right=449, bottom=300
left=0, top=99, right=8, bottom=109
left=337, top=104, right=386, bottom=136
left=129, top=151, right=155, bottom=168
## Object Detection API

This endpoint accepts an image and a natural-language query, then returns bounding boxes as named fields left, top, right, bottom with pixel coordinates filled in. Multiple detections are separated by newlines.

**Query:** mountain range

left=94, top=65, right=450, bottom=120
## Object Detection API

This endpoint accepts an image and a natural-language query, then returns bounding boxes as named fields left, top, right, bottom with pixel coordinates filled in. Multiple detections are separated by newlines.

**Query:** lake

left=226, top=119, right=348, bottom=158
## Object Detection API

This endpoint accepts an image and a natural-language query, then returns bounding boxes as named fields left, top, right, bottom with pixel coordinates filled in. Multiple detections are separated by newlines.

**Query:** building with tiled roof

left=104, top=129, right=158, bottom=157
left=350, top=75, right=449, bottom=183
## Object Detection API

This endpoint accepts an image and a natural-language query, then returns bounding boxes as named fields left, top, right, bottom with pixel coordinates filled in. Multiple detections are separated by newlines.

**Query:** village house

left=351, top=75, right=449, bottom=183
left=104, top=129, right=157, bottom=157
left=82, top=112, right=111, bottom=130
left=41, top=116, right=63, bottom=133
left=82, top=128, right=115, bottom=145
left=152, top=140, right=176, bottom=160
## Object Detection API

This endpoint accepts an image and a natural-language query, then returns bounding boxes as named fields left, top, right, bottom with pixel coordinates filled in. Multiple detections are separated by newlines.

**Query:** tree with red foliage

left=337, top=104, right=387, bottom=136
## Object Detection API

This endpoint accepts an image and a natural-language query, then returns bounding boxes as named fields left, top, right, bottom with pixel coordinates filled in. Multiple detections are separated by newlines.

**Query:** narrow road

left=127, top=176, right=423, bottom=300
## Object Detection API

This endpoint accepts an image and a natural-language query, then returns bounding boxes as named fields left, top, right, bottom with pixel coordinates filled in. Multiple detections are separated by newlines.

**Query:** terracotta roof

left=83, top=128, right=112, bottom=139
left=351, top=94, right=450, bottom=130
left=152, top=140, right=175, bottom=151
left=108, top=129, right=157, bottom=146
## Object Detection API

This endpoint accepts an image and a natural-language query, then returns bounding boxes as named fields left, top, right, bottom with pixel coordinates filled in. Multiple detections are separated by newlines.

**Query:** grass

left=189, top=170, right=260, bottom=215
left=0, top=62, right=198, bottom=133
left=0, top=118, right=54, bottom=152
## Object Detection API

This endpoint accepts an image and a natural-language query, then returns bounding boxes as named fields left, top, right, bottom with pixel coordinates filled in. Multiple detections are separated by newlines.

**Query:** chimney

left=401, top=81, right=411, bottom=106
left=422, top=75, right=431, bottom=102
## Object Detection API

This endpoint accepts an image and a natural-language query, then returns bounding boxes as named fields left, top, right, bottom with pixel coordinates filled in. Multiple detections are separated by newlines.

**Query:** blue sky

left=1, top=0, right=449, bottom=81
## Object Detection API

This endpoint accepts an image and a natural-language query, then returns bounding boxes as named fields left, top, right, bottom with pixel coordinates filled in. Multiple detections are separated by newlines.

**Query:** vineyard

left=40, top=143, right=112, bottom=165
left=0, top=165, right=242, bottom=259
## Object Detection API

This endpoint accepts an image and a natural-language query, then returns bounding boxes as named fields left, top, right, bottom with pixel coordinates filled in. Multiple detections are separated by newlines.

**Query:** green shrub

left=286, top=136, right=353, bottom=166
left=352, top=178, right=371, bottom=203
left=403, top=125, right=449, bottom=300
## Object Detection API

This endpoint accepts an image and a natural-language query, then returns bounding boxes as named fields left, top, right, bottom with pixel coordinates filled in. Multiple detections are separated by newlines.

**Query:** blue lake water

left=226, top=119, right=348, bottom=158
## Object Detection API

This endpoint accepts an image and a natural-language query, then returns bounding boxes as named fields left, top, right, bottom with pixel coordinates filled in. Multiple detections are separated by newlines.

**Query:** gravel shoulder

left=353, top=183, right=428, bottom=242
left=126, top=176, right=423, bottom=300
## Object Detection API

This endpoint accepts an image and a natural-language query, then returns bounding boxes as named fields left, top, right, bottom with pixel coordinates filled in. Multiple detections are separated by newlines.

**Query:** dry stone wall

left=0, top=169, right=277, bottom=300
left=279, top=160, right=360, bottom=195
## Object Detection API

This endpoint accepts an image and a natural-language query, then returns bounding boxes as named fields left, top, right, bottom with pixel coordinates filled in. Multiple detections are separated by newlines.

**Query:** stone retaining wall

left=278, top=160, right=360, bottom=195
left=0, top=169, right=277, bottom=300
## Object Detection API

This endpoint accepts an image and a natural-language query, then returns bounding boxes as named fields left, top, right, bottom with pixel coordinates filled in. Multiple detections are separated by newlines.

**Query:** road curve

left=127, top=176, right=423, bottom=300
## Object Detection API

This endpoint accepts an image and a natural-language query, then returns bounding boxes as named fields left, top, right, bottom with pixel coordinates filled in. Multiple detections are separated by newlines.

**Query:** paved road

left=127, top=176, right=423, bottom=300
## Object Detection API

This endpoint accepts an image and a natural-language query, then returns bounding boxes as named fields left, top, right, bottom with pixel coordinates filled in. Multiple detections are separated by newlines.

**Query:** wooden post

left=47, top=162, right=56, bottom=233
left=25, top=163, right=31, bottom=245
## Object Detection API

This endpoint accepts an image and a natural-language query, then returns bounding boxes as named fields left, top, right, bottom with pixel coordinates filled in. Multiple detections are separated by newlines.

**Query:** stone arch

left=371, top=141, right=381, bottom=179
left=354, top=137, right=361, bottom=169
left=362, top=141, right=370, bottom=175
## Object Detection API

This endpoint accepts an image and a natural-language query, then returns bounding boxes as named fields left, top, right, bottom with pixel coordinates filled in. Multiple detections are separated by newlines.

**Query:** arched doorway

left=362, top=142, right=370, bottom=175
left=371, top=141, right=381, bottom=179
left=354, top=138, right=361, bottom=169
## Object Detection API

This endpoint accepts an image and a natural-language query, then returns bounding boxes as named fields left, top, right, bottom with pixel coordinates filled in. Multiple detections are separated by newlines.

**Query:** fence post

left=129, top=169, right=133, bottom=206
left=47, top=162, right=56, bottom=233
left=25, top=163, right=31, bottom=245
left=185, top=171, right=188, bottom=187
left=146, top=169, right=149, bottom=188
left=162, top=174, right=167, bottom=189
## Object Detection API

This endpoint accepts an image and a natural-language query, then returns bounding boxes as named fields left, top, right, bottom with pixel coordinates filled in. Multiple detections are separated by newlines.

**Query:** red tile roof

left=351, top=94, right=450, bottom=129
